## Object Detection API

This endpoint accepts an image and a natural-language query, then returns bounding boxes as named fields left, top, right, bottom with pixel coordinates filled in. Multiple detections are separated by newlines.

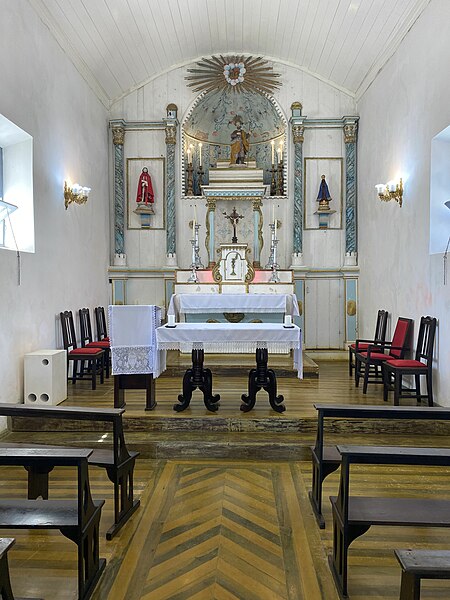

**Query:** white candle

left=194, top=204, right=197, bottom=223
left=271, top=140, right=275, bottom=164
left=278, top=145, right=283, bottom=162
left=275, top=218, right=278, bottom=231
left=167, top=314, right=175, bottom=326
left=199, top=143, right=202, bottom=167
left=284, top=315, right=292, bottom=327
left=272, top=204, right=275, bottom=224
left=187, top=148, right=191, bottom=164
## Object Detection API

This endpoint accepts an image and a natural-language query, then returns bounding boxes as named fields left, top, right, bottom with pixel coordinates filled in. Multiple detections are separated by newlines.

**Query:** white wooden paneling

left=30, top=0, right=430, bottom=106
left=304, top=278, right=344, bottom=349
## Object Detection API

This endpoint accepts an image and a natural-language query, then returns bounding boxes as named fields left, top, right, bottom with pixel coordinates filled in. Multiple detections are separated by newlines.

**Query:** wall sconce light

left=64, top=181, right=91, bottom=209
left=375, top=178, right=403, bottom=207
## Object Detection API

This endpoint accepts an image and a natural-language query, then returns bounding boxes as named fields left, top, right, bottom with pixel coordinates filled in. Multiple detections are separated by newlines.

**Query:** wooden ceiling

left=29, top=0, right=430, bottom=107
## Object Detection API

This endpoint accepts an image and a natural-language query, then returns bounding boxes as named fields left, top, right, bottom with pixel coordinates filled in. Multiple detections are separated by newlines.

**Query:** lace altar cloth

left=109, top=305, right=165, bottom=377
left=167, top=293, right=300, bottom=318
left=156, top=323, right=302, bottom=378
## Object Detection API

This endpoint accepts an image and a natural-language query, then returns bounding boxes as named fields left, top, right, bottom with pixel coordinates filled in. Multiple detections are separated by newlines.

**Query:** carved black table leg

left=174, top=348, right=220, bottom=412
left=241, top=348, right=285, bottom=413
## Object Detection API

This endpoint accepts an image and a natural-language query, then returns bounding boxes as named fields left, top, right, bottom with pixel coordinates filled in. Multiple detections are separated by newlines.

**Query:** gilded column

left=252, top=198, right=263, bottom=267
left=205, top=197, right=216, bottom=267
left=112, top=124, right=125, bottom=259
left=164, top=119, right=178, bottom=262
left=344, top=118, right=358, bottom=256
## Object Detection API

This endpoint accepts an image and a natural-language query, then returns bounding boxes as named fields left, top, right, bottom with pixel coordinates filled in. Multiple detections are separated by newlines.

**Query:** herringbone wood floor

left=2, top=361, right=450, bottom=599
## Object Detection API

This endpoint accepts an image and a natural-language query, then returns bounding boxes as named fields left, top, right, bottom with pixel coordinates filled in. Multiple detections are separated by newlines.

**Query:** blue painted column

left=205, top=197, right=216, bottom=267
left=290, top=121, right=305, bottom=258
left=164, top=119, right=178, bottom=260
left=112, top=125, right=125, bottom=257
left=344, top=118, right=358, bottom=255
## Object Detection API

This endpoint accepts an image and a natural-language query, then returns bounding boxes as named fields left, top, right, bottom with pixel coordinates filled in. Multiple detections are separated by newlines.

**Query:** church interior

left=1, top=1, right=450, bottom=598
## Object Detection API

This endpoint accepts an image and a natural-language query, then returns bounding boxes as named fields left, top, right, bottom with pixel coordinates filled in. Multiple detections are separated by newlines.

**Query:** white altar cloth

left=156, top=323, right=302, bottom=378
left=167, top=293, right=300, bottom=318
left=109, top=305, right=165, bottom=377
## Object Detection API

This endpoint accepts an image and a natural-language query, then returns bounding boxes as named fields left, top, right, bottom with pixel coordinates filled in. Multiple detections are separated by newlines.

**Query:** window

left=0, top=114, right=34, bottom=253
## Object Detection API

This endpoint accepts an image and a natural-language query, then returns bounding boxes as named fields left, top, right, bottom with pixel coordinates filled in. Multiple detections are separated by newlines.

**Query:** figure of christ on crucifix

left=223, top=206, right=244, bottom=243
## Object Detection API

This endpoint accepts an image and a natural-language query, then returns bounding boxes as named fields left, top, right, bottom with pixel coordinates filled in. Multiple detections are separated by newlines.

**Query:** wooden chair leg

left=427, top=372, right=433, bottom=407
left=414, top=374, right=421, bottom=404
left=91, top=359, right=96, bottom=391
left=99, top=355, right=104, bottom=385
left=349, top=348, right=353, bottom=376
left=355, top=358, right=360, bottom=387
left=71, top=360, right=78, bottom=385
left=383, top=365, right=389, bottom=401
left=362, top=362, right=370, bottom=394
left=394, top=372, right=401, bottom=406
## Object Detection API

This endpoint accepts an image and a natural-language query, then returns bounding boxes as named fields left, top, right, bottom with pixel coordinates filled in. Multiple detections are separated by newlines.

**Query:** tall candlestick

left=271, top=140, right=275, bottom=164
left=199, top=143, right=203, bottom=167
left=194, top=204, right=197, bottom=223
left=272, top=205, right=275, bottom=224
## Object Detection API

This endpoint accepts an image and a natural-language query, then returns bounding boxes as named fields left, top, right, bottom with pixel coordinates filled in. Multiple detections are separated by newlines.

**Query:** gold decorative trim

left=344, top=123, right=357, bottom=144
left=112, top=127, right=125, bottom=146
left=165, top=125, right=177, bottom=145
left=292, top=124, right=305, bottom=144
left=212, top=261, right=222, bottom=282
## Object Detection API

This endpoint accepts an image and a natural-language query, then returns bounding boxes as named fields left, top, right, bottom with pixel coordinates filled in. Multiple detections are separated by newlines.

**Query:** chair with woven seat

left=94, top=306, right=109, bottom=342
left=382, top=316, right=437, bottom=406
left=348, top=309, right=388, bottom=376
left=355, top=316, right=413, bottom=394
left=79, top=308, right=110, bottom=378
left=60, top=310, right=105, bottom=390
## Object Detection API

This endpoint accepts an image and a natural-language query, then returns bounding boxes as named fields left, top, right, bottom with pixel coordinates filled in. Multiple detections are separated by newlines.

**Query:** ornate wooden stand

left=174, top=349, right=220, bottom=412
left=241, top=348, right=286, bottom=413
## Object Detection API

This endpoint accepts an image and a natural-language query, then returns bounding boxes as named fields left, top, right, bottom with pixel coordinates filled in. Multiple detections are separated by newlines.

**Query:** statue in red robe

left=136, top=167, right=154, bottom=205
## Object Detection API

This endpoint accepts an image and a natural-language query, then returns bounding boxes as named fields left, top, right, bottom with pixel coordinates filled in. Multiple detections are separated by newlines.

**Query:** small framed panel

left=304, top=157, right=343, bottom=230
left=127, top=157, right=165, bottom=230
left=111, top=279, right=127, bottom=305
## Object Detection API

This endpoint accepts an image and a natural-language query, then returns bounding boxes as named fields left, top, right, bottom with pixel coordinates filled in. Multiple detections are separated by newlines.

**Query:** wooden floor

left=2, top=360, right=450, bottom=599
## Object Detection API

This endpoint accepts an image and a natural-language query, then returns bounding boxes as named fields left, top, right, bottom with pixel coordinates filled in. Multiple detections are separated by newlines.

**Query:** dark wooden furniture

left=348, top=309, right=388, bottom=376
left=79, top=308, right=111, bottom=378
left=114, top=373, right=156, bottom=410
left=174, top=348, right=220, bottom=412
left=241, top=347, right=285, bottom=413
left=0, top=403, right=139, bottom=540
left=310, top=404, right=450, bottom=528
left=329, top=445, right=450, bottom=598
left=60, top=311, right=105, bottom=390
left=383, top=316, right=437, bottom=406
left=0, top=537, right=42, bottom=600
left=355, top=316, right=412, bottom=393
left=0, top=448, right=105, bottom=600
left=395, top=549, right=450, bottom=600
left=94, top=306, right=109, bottom=342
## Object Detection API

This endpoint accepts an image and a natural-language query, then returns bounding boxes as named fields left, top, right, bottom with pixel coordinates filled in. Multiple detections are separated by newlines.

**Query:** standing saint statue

left=229, top=116, right=250, bottom=165
left=136, top=167, right=154, bottom=212
left=316, top=174, right=332, bottom=211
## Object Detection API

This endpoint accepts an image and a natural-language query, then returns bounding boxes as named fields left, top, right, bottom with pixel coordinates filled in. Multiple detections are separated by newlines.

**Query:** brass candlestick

left=197, top=167, right=204, bottom=195
left=269, top=165, right=277, bottom=196
left=186, top=163, right=194, bottom=196
left=276, top=161, right=284, bottom=196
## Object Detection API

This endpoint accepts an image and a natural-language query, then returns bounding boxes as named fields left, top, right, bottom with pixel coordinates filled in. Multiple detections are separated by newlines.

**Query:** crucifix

left=223, top=206, right=244, bottom=243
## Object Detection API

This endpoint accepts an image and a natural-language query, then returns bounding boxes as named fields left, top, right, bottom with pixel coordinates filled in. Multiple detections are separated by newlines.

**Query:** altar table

left=167, top=293, right=300, bottom=321
left=156, top=323, right=302, bottom=413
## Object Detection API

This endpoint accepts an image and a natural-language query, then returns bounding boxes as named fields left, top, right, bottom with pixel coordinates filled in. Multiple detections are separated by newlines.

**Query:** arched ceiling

left=29, top=0, right=430, bottom=108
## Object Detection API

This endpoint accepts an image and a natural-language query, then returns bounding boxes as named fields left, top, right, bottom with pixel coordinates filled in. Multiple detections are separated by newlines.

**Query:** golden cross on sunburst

left=185, top=55, right=281, bottom=95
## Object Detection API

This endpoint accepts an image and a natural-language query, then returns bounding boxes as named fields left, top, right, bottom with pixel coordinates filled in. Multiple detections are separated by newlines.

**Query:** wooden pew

left=0, top=403, right=139, bottom=540
left=329, top=445, right=450, bottom=599
left=0, top=537, right=42, bottom=600
left=309, top=404, right=450, bottom=528
left=0, top=448, right=105, bottom=600
left=395, top=549, right=450, bottom=600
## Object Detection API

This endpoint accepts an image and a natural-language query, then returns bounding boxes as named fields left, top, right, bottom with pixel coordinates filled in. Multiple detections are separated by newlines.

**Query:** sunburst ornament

left=185, top=55, right=281, bottom=95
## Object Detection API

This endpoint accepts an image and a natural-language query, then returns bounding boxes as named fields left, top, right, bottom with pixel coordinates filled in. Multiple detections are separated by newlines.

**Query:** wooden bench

left=309, top=404, right=450, bottom=528
left=329, top=445, right=450, bottom=598
left=0, top=537, right=42, bottom=600
left=0, top=448, right=105, bottom=600
left=0, top=403, right=140, bottom=540
left=395, top=549, right=450, bottom=600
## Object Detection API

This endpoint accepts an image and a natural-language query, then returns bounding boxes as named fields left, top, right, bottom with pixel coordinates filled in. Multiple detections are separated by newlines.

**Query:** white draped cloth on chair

left=109, top=305, right=166, bottom=377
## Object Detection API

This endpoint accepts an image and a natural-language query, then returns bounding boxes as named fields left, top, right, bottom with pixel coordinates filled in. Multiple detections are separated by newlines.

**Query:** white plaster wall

left=110, top=61, right=356, bottom=271
left=0, top=1, right=110, bottom=406
left=357, top=0, right=450, bottom=405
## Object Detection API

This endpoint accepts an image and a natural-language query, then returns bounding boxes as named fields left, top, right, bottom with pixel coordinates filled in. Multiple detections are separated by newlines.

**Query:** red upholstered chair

left=355, top=316, right=413, bottom=394
left=382, top=316, right=437, bottom=406
left=60, top=310, right=105, bottom=390
left=348, top=309, right=388, bottom=376
left=94, top=306, right=109, bottom=342
left=79, top=308, right=110, bottom=378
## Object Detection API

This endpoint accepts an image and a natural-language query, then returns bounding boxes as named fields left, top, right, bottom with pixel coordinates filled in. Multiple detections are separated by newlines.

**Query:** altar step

left=165, top=350, right=319, bottom=378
